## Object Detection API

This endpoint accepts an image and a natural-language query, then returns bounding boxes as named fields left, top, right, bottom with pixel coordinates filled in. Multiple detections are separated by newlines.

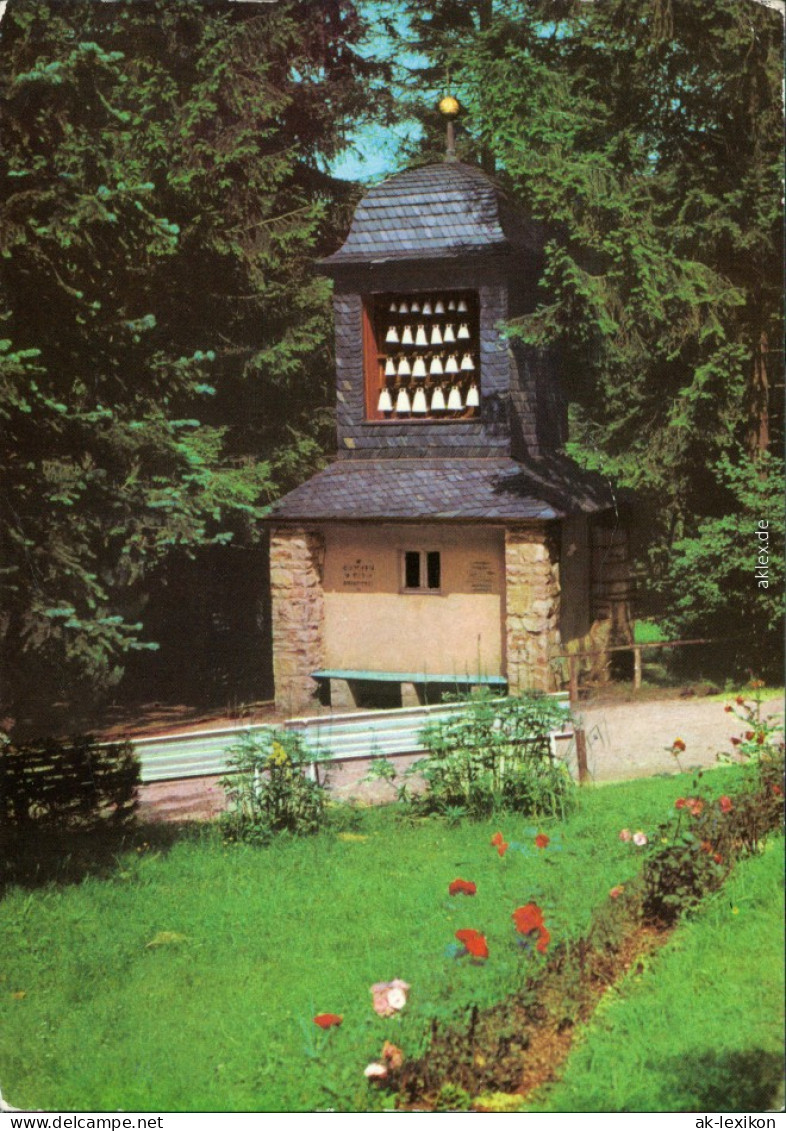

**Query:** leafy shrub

left=407, top=692, right=575, bottom=821
left=221, top=728, right=327, bottom=843
left=720, top=687, right=785, bottom=843
left=434, top=1083, right=472, bottom=1112
left=640, top=792, right=732, bottom=925
left=0, top=732, right=139, bottom=829
left=661, top=453, right=784, bottom=681
left=641, top=692, right=784, bottom=925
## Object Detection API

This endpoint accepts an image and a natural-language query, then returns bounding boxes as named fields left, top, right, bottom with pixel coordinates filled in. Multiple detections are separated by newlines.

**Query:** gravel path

left=572, top=696, right=783, bottom=783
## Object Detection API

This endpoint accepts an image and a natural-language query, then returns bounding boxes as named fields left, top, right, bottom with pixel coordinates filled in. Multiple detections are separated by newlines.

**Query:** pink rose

left=370, top=979, right=410, bottom=1017
left=619, top=828, right=632, bottom=842
left=633, top=831, right=648, bottom=847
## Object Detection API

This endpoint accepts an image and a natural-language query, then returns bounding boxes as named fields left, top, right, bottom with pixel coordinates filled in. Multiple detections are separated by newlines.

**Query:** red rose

left=314, top=1013, right=343, bottom=1029
left=535, top=926, right=551, bottom=954
left=449, top=879, right=477, bottom=897
left=512, top=903, right=545, bottom=934
left=534, top=834, right=550, bottom=849
left=719, top=796, right=733, bottom=813
left=455, top=928, right=489, bottom=959
left=512, top=904, right=550, bottom=953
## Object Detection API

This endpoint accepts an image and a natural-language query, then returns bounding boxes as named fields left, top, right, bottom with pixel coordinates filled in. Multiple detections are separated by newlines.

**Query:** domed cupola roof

left=321, top=160, right=541, bottom=270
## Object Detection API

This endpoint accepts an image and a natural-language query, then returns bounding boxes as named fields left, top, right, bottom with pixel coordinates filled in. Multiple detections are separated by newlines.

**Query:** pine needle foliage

left=0, top=0, right=386, bottom=718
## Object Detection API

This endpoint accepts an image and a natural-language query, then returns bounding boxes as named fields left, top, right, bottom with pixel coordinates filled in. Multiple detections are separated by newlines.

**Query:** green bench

left=311, top=669, right=507, bottom=710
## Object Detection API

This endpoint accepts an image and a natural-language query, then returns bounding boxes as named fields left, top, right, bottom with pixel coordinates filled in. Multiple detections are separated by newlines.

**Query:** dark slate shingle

left=267, top=456, right=616, bottom=523
left=321, top=162, right=542, bottom=269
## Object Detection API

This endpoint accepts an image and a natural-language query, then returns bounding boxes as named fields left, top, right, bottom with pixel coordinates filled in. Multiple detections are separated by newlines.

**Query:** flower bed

left=389, top=695, right=784, bottom=1109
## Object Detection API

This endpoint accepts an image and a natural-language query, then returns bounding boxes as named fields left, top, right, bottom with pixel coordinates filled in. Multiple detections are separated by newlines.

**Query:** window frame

left=400, top=549, right=442, bottom=594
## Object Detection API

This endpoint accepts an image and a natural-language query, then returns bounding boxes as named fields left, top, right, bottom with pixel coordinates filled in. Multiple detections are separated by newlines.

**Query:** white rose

left=364, top=1063, right=388, bottom=1079
left=387, top=987, right=407, bottom=1011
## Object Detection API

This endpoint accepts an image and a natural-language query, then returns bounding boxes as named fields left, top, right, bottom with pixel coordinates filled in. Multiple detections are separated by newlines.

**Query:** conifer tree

left=0, top=0, right=383, bottom=721
left=397, top=0, right=783, bottom=670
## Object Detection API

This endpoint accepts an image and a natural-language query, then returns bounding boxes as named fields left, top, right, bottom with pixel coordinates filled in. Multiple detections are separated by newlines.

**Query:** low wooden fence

left=555, top=636, right=724, bottom=704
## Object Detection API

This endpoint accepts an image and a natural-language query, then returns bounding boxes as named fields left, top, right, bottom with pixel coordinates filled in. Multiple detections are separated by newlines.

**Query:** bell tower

left=266, top=105, right=630, bottom=716
left=319, top=113, right=565, bottom=463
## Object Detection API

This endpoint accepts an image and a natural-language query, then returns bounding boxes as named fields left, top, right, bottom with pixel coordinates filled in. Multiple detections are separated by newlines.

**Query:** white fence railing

left=127, top=695, right=574, bottom=784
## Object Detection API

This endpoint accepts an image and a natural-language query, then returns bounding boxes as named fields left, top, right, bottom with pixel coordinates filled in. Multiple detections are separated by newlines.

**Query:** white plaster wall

left=322, top=524, right=505, bottom=677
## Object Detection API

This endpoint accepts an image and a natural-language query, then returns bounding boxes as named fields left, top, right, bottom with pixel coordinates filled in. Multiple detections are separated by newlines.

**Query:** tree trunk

left=748, top=329, right=770, bottom=455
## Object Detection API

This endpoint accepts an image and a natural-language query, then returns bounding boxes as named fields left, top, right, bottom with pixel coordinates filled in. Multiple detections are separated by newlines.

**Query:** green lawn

left=0, top=767, right=779, bottom=1113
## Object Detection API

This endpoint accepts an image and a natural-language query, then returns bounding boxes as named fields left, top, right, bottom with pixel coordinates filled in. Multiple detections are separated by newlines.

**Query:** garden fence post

left=568, top=656, right=579, bottom=706
left=633, top=646, right=642, bottom=691
left=575, top=727, right=589, bottom=784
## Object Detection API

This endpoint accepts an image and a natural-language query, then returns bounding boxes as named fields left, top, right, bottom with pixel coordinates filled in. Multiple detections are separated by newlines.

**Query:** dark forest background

left=0, top=0, right=782, bottom=734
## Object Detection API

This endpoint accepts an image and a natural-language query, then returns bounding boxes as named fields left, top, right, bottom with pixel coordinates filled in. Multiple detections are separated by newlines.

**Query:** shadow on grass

left=0, top=820, right=207, bottom=897
left=663, top=1048, right=784, bottom=1112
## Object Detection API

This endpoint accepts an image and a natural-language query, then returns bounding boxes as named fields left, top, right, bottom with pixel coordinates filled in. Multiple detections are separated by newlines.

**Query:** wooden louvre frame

left=363, top=290, right=480, bottom=422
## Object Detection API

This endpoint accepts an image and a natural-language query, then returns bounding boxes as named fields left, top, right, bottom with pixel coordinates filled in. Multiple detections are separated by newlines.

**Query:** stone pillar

left=270, top=526, right=325, bottom=715
left=504, top=526, right=561, bottom=694
left=329, top=679, right=356, bottom=711
left=401, top=681, right=421, bottom=708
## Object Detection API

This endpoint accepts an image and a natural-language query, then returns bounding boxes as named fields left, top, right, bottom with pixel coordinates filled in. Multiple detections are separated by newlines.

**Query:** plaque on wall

left=468, top=559, right=495, bottom=593
left=341, top=558, right=375, bottom=591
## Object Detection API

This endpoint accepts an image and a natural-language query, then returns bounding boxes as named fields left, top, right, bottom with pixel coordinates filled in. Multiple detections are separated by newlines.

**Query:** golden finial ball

left=438, top=95, right=460, bottom=118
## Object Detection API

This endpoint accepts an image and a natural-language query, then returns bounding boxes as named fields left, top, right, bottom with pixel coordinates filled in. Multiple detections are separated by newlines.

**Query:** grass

left=706, top=685, right=785, bottom=704
left=528, top=837, right=785, bottom=1112
left=0, top=766, right=777, bottom=1113
left=633, top=619, right=670, bottom=645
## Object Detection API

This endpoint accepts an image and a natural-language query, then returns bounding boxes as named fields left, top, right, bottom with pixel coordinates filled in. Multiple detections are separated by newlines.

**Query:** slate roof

left=321, top=161, right=541, bottom=268
left=267, top=456, right=616, bottom=523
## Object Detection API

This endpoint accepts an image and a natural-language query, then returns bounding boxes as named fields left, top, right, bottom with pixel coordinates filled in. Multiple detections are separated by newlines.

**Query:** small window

left=404, top=551, right=421, bottom=589
left=426, top=550, right=441, bottom=589
left=402, top=550, right=441, bottom=592
left=364, top=290, right=480, bottom=421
